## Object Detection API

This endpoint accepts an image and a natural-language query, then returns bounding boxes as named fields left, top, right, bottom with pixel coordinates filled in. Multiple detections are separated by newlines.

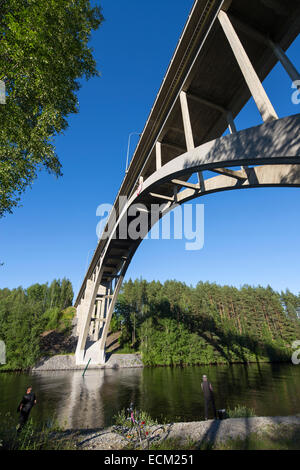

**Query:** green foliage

left=132, top=429, right=300, bottom=450
left=147, top=437, right=200, bottom=451
left=59, top=306, right=76, bottom=333
left=115, top=344, right=136, bottom=354
left=0, top=0, right=103, bottom=216
left=113, top=279, right=300, bottom=367
left=41, top=305, right=75, bottom=332
left=42, top=307, right=61, bottom=331
left=0, top=412, right=76, bottom=450
left=113, top=408, right=158, bottom=427
left=113, top=407, right=160, bottom=450
left=216, top=427, right=300, bottom=450
left=110, top=312, right=122, bottom=333
left=226, top=405, right=256, bottom=418
left=0, top=278, right=74, bottom=369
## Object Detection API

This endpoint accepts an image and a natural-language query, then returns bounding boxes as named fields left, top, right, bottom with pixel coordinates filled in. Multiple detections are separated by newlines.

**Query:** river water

left=1, top=363, right=300, bottom=429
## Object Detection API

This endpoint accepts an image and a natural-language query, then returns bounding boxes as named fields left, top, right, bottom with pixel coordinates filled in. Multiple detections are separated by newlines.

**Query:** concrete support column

left=180, top=91, right=195, bottom=151
left=75, top=277, right=100, bottom=363
left=89, top=302, right=98, bottom=337
left=156, top=141, right=162, bottom=170
left=89, top=315, right=94, bottom=337
left=98, top=299, right=105, bottom=331
left=98, top=272, right=126, bottom=357
left=92, top=300, right=101, bottom=341
left=76, top=301, right=83, bottom=336
left=218, top=10, right=278, bottom=122
left=198, top=171, right=205, bottom=192
left=173, top=185, right=178, bottom=203
left=226, top=111, right=237, bottom=134
left=269, top=40, right=300, bottom=84
left=101, top=286, right=111, bottom=330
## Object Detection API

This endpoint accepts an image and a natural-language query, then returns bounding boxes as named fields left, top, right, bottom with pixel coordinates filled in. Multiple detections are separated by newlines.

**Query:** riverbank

left=2, top=414, right=300, bottom=450
left=69, top=415, right=300, bottom=450
left=32, top=353, right=143, bottom=371
left=29, top=352, right=291, bottom=373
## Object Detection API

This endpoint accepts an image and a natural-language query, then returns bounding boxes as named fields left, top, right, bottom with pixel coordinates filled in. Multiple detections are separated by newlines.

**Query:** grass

left=1, top=404, right=298, bottom=450
left=137, top=428, right=300, bottom=450
left=112, top=345, right=136, bottom=354
left=113, top=408, right=158, bottom=427
left=112, top=405, right=299, bottom=451
left=147, top=437, right=201, bottom=450
left=226, top=405, right=256, bottom=418
left=118, top=425, right=300, bottom=451
left=217, top=427, right=300, bottom=450
left=0, top=412, right=77, bottom=450
left=112, top=407, right=163, bottom=450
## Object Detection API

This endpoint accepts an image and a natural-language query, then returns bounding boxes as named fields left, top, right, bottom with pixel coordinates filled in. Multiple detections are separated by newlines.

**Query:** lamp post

left=125, top=132, right=141, bottom=173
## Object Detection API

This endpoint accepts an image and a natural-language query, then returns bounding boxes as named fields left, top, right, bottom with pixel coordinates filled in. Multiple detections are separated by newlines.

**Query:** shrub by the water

left=226, top=405, right=256, bottom=418
left=0, top=413, right=76, bottom=450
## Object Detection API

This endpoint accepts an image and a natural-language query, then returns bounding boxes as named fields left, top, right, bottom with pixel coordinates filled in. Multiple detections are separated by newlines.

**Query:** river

left=1, top=363, right=300, bottom=429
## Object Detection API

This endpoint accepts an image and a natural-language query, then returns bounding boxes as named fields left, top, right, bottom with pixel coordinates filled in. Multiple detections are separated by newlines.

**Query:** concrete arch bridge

left=74, top=0, right=300, bottom=365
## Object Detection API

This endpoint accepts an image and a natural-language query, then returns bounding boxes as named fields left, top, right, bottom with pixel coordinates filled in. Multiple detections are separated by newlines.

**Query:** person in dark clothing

left=16, top=386, right=37, bottom=432
left=201, top=375, right=217, bottom=420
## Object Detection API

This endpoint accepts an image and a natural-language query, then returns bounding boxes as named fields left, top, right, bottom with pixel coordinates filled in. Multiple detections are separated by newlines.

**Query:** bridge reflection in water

left=31, top=368, right=143, bottom=429
left=17, top=363, right=300, bottom=429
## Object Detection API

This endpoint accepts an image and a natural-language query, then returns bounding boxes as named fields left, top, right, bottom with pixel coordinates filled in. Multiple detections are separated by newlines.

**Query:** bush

left=0, top=412, right=76, bottom=450
left=113, top=408, right=158, bottom=427
left=226, top=405, right=256, bottom=418
left=114, top=343, right=134, bottom=354
left=57, top=307, right=76, bottom=333
left=42, top=307, right=62, bottom=331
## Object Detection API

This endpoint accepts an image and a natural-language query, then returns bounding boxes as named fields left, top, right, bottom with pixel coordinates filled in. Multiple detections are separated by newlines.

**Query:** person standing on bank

left=16, top=386, right=37, bottom=432
left=201, top=375, right=217, bottom=420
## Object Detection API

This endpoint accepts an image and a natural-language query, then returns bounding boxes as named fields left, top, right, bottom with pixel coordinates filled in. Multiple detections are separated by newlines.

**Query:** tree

left=0, top=0, right=103, bottom=216
left=114, top=278, right=299, bottom=366
left=0, top=277, right=75, bottom=369
left=60, top=278, right=74, bottom=309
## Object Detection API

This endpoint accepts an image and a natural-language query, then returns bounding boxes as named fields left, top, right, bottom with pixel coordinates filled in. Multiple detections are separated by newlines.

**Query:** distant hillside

left=112, top=279, right=300, bottom=366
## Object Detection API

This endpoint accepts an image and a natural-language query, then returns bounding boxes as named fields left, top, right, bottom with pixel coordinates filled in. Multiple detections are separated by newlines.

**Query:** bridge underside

left=74, top=0, right=300, bottom=365
left=75, top=114, right=300, bottom=365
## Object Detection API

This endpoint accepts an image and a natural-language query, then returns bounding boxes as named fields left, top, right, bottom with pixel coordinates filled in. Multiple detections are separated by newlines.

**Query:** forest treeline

left=1, top=277, right=300, bottom=370
left=0, top=279, right=74, bottom=369
left=113, top=279, right=300, bottom=366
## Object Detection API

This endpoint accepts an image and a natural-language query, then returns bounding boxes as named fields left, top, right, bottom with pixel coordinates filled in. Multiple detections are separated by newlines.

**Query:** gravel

left=69, top=415, right=300, bottom=450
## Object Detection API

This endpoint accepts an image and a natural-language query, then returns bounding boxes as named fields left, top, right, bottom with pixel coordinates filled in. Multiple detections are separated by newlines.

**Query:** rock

left=32, top=353, right=143, bottom=371
left=70, top=416, right=300, bottom=450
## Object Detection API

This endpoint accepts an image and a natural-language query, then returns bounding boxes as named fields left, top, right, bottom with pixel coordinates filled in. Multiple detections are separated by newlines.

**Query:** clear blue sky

left=0, top=0, right=299, bottom=298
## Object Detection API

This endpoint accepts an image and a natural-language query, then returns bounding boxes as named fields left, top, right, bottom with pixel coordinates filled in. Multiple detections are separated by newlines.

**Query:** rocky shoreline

left=32, top=353, right=143, bottom=371
left=62, top=415, right=300, bottom=450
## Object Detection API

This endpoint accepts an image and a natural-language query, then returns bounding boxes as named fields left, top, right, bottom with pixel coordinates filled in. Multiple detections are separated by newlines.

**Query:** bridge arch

left=75, top=0, right=300, bottom=364
left=75, top=115, right=300, bottom=365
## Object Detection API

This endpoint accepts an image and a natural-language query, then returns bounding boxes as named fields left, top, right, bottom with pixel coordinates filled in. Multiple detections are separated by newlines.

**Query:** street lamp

left=125, top=132, right=141, bottom=174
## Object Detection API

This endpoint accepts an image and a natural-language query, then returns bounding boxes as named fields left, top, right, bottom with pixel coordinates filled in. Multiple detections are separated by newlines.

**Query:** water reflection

left=30, top=368, right=144, bottom=429
left=0, top=363, right=300, bottom=429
